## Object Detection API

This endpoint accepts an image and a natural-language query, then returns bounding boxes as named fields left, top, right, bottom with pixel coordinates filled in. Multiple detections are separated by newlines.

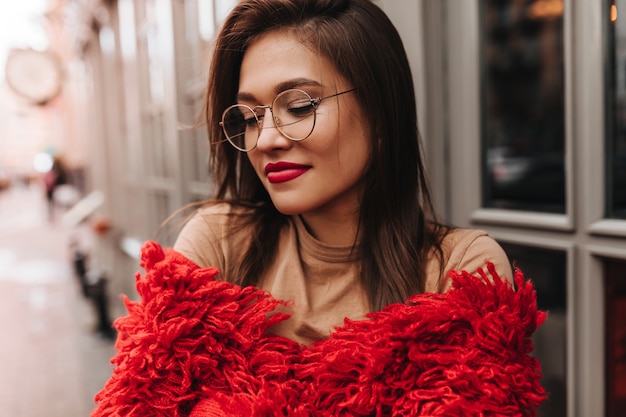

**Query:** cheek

left=322, top=106, right=370, bottom=153
left=347, top=136, right=372, bottom=179
left=315, top=130, right=370, bottom=185
left=339, top=113, right=372, bottom=171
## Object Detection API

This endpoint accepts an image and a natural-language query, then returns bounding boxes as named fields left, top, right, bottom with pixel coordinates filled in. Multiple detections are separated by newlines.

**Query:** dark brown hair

left=203, top=0, right=449, bottom=310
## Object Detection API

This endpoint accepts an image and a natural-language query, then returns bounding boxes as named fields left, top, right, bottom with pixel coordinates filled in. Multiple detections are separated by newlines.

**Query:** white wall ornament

left=5, top=49, right=63, bottom=105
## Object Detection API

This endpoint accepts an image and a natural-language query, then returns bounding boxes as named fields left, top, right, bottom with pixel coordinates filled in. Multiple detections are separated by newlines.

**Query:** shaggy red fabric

left=92, top=240, right=546, bottom=417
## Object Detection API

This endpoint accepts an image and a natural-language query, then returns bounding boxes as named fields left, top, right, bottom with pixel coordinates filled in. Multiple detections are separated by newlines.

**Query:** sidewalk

left=0, top=184, right=116, bottom=417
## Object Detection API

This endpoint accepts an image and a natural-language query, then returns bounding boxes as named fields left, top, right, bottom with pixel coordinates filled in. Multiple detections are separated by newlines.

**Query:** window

left=480, top=0, right=566, bottom=213
left=197, top=0, right=238, bottom=42
left=605, top=258, right=626, bottom=417
left=608, top=0, right=626, bottom=219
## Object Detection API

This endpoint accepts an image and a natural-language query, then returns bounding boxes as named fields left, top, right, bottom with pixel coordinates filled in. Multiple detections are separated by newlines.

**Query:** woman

left=174, top=0, right=512, bottom=345
left=93, top=1, right=545, bottom=415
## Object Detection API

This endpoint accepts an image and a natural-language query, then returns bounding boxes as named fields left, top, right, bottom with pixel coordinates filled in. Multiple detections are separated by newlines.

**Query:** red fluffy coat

left=92, top=241, right=546, bottom=416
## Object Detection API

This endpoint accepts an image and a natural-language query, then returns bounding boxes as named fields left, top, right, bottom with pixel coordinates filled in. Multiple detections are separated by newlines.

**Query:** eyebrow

left=236, top=78, right=324, bottom=102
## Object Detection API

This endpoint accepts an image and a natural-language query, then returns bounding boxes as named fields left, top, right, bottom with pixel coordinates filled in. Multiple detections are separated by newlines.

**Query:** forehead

left=238, top=30, right=345, bottom=95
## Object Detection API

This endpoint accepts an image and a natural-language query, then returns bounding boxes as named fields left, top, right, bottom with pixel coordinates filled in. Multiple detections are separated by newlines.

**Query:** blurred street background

left=0, top=1, right=117, bottom=416
left=0, top=183, right=115, bottom=416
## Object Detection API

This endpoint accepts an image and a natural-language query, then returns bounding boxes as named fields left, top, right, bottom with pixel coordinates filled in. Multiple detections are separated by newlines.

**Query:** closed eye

left=244, top=115, right=259, bottom=127
left=286, top=100, right=316, bottom=117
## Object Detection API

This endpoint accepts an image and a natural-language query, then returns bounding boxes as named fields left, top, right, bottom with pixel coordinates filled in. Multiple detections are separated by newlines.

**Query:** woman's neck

left=299, top=210, right=359, bottom=247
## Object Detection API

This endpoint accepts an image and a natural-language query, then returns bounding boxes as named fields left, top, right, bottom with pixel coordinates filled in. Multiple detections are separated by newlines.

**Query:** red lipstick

left=265, top=161, right=310, bottom=184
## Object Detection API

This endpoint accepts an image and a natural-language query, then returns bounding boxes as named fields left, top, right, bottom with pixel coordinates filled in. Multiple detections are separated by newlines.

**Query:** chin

left=269, top=198, right=312, bottom=216
left=267, top=193, right=312, bottom=216
left=272, top=205, right=306, bottom=216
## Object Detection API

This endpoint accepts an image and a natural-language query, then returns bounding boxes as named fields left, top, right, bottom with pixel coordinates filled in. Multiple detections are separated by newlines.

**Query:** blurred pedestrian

left=44, top=155, right=68, bottom=221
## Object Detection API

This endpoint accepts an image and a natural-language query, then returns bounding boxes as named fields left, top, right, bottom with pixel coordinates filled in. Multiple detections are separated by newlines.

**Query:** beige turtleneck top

left=174, top=203, right=512, bottom=346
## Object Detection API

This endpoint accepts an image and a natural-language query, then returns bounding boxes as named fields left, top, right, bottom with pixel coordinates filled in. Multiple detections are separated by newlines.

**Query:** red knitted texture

left=92, top=240, right=547, bottom=417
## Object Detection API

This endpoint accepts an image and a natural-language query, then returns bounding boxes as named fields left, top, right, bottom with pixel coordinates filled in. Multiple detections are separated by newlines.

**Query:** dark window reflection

left=605, top=258, right=626, bottom=417
left=499, top=242, right=567, bottom=417
left=481, top=0, right=566, bottom=213
left=609, top=1, right=626, bottom=219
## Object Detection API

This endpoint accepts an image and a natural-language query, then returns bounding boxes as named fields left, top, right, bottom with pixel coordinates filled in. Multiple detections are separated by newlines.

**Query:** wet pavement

left=0, top=184, right=116, bottom=417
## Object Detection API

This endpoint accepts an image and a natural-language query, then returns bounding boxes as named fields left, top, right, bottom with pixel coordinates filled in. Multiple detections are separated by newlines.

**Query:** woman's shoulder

left=193, top=201, right=254, bottom=217
left=442, top=227, right=491, bottom=249
left=430, top=227, right=513, bottom=291
left=173, top=202, right=257, bottom=268
left=182, top=201, right=261, bottom=230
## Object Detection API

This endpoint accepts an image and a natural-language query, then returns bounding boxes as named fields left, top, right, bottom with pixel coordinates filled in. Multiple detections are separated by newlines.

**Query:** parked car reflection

left=486, top=147, right=565, bottom=213
left=487, top=147, right=626, bottom=218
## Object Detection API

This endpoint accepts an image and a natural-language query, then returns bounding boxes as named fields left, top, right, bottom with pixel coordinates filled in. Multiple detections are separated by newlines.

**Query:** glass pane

left=146, top=0, right=165, bottom=103
left=215, top=0, right=239, bottom=25
left=605, top=258, right=626, bottom=417
left=481, top=0, right=566, bottom=213
left=118, top=0, right=137, bottom=59
left=150, top=191, right=172, bottom=242
left=144, top=112, right=169, bottom=178
left=198, top=0, right=216, bottom=41
left=198, top=0, right=238, bottom=41
left=194, top=132, right=209, bottom=182
left=609, top=0, right=626, bottom=218
left=499, top=242, right=567, bottom=417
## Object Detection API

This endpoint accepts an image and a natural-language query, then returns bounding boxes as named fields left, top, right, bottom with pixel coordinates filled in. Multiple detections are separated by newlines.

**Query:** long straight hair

left=203, top=0, right=449, bottom=310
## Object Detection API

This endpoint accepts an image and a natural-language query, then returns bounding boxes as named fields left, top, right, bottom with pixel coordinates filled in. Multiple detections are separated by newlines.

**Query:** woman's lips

left=265, top=162, right=311, bottom=184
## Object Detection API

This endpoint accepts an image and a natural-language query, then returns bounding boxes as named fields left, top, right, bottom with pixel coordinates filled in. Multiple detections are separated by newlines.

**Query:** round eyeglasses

left=220, top=88, right=356, bottom=152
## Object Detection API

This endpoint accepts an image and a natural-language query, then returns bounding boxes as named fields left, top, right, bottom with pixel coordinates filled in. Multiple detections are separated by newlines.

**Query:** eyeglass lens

left=221, top=89, right=317, bottom=152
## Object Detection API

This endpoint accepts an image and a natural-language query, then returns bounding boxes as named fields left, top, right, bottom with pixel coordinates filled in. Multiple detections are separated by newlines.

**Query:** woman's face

left=238, top=30, right=371, bottom=226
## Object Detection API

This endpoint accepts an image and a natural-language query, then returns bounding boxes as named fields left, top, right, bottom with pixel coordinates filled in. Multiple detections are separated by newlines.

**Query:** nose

left=255, top=108, right=293, bottom=151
